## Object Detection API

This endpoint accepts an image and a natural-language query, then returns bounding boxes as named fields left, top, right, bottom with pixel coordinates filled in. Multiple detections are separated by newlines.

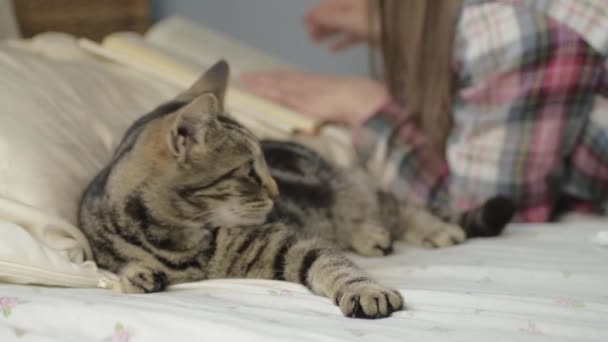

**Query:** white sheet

left=1, top=220, right=606, bottom=342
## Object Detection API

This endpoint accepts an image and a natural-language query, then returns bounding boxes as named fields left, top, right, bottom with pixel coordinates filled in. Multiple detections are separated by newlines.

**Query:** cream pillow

left=0, top=43, right=178, bottom=225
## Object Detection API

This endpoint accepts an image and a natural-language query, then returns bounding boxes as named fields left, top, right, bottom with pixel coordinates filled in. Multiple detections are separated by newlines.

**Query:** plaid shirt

left=354, top=0, right=608, bottom=222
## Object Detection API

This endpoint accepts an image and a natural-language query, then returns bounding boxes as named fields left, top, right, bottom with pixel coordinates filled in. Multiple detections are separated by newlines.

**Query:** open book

left=78, top=16, right=319, bottom=134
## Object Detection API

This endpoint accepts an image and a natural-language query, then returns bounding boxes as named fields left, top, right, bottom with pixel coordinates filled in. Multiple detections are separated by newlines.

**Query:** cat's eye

left=246, top=161, right=261, bottom=185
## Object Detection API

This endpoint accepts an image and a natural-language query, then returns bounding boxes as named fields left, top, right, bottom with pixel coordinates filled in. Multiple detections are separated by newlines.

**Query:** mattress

left=1, top=219, right=606, bottom=342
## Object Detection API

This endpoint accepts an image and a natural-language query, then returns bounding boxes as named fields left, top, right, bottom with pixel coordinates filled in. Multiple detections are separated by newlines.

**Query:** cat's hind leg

left=459, top=196, right=515, bottom=238
left=397, top=205, right=466, bottom=248
left=434, top=196, right=516, bottom=238
left=349, top=221, right=393, bottom=256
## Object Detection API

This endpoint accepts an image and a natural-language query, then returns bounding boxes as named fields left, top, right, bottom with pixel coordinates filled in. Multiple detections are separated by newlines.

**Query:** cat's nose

left=265, top=179, right=279, bottom=199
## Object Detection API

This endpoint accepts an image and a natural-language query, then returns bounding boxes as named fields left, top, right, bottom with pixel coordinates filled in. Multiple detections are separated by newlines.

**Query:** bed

left=1, top=217, right=606, bottom=341
left=0, top=1, right=607, bottom=341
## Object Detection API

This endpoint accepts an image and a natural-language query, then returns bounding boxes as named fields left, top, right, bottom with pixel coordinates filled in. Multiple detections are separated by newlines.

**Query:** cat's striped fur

left=79, top=61, right=514, bottom=319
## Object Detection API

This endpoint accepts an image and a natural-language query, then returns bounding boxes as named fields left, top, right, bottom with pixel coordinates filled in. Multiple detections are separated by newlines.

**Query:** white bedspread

left=1, top=220, right=606, bottom=342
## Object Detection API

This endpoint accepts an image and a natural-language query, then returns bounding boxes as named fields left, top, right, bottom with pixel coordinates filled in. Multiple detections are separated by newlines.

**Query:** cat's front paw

left=119, top=263, right=168, bottom=294
left=334, top=281, right=403, bottom=319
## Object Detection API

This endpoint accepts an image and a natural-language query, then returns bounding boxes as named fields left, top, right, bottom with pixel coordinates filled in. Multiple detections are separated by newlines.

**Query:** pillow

left=0, top=39, right=179, bottom=288
left=0, top=42, right=178, bottom=225
left=0, top=0, right=20, bottom=40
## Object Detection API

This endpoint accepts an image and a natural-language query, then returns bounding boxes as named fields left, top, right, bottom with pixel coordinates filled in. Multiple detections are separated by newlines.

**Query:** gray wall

left=150, top=0, right=368, bottom=75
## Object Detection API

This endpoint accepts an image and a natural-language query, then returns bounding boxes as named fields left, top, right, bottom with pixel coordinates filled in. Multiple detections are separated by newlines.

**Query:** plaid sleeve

left=449, top=2, right=608, bottom=222
left=353, top=103, right=449, bottom=209
left=563, top=92, right=608, bottom=211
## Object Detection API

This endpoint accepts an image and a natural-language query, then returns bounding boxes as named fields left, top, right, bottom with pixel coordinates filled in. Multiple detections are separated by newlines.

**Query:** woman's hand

left=304, top=0, right=372, bottom=52
left=240, top=70, right=389, bottom=127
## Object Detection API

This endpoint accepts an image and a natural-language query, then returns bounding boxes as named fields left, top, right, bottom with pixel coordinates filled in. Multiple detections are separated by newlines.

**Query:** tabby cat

left=78, top=60, right=514, bottom=319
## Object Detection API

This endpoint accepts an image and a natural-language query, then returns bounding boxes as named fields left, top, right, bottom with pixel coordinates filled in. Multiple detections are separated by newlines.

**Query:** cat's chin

left=217, top=216, right=267, bottom=227
left=209, top=206, right=270, bottom=227
left=236, top=217, right=267, bottom=226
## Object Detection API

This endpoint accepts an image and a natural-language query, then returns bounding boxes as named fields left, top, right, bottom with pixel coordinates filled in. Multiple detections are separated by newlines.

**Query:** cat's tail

left=456, top=196, right=516, bottom=238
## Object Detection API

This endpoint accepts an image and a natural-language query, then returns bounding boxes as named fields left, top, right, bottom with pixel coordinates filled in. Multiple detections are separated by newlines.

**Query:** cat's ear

left=167, top=93, right=220, bottom=158
left=175, top=60, right=229, bottom=110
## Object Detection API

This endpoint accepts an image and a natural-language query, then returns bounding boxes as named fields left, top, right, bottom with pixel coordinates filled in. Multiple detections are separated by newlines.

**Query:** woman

left=241, top=0, right=608, bottom=222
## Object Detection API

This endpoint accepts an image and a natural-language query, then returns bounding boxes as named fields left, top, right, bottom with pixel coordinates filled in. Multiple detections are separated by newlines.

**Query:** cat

left=78, top=60, right=514, bottom=319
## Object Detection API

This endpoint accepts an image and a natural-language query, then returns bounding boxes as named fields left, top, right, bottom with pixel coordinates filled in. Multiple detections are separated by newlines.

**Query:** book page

left=79, top=32, right=318, bottom=134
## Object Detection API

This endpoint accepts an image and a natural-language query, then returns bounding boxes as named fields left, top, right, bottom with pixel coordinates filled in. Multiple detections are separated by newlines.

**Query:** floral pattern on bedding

left=0, top=296, right=20, bottom=318
left=519, top=321, right=544, bottom=335
left=102, top=323, right=134, bottom=342
left=554, top=298, right=586, bottom=309
left=268, top=289, right=293, bottom=297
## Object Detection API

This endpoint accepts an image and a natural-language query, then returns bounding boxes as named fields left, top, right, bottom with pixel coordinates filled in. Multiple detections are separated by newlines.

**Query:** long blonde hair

left=370, top=0, right=461, bottom=152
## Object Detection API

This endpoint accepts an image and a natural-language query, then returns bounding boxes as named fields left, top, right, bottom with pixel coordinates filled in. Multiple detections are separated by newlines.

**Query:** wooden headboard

left=14, top=0, right=150, bottom=41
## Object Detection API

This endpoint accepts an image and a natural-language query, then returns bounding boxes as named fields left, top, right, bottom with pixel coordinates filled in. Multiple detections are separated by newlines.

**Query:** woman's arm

left=353, top=103, right=450, bottom=211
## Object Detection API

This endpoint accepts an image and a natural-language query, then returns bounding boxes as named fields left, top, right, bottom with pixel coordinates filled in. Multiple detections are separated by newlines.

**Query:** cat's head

left=109, top=61, right=278, bottom=227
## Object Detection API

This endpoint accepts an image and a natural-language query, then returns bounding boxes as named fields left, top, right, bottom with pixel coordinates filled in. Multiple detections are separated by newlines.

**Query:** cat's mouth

left=223, top=209, right=271, bottom=226
left=213, top=197, right=274, bottom=226
left=251, top=197, right=275, bottom=217
left=249, top=198, right=275, bottom=217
